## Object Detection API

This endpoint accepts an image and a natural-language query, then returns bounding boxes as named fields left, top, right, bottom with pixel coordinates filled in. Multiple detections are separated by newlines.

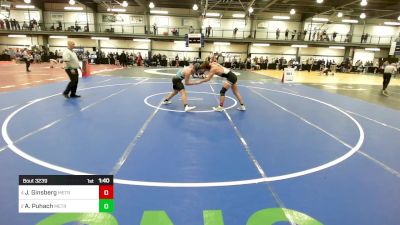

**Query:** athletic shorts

left=172, top=76, right=185, bottom=91
left=220, top=71, right=238, bottom=85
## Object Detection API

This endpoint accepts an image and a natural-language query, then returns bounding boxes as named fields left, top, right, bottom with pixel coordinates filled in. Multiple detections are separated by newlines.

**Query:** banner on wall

left=102, top=14, right=116, bottom=22
left=130, top=16, right=144, bottom=24
left=50, top=13, right=64, bottom=21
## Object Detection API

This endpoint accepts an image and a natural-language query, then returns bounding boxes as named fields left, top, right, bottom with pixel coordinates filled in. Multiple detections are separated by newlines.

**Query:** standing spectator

left=233, top=27, right=238, bottom=38
left=0, top=19, right=4, bottom=29
left=152, top=23, right=157, bottom=35
left=361, top=33, right=365, bottom=43
left=137, top=52, right=142, bottom=66
left=10, top=19, right=15, bottom=30
left=5, top=19, right=10, bottom=30
left=189, top=26, right=194, bottom=34
left=62, top=40, right=81, bottom=98
left=16, top=20, right=20, bottom=30
left=291, top=30, right=297, bottom=40
left=285, top=29, right=289, bottom=40
left=312, top=29, right=317, bottom=41
left=382, top=63, right=397, bottom=96
left=364, top=33, right=369, bottom=43
left=303, top=29, right=307, bottom=40
left=332, top=31, right=337, bottom=42
left=206, top=25, right=212, bottom=37
left=276, top=28, right=280, bottom=40
left=345, top=32, right=351, bottom=42
left=120, top=51, right=127, bottom=67
left=23, top=49, right=32, bottom=72
left=175, top=54, right=179, bottom=67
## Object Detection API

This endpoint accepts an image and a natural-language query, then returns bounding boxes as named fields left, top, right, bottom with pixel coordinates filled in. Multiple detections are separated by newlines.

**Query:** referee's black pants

left=64, top=69, right=79, bottom=96
left=383, top=73, right=391, bottom=90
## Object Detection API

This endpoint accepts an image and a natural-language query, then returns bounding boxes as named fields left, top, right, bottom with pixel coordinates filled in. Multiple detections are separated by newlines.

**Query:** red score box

left=99, top=185, right=114, bottom=199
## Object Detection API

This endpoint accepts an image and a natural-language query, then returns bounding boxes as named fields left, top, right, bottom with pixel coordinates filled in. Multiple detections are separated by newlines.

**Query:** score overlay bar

left=19, top=175, right=114, bottom=213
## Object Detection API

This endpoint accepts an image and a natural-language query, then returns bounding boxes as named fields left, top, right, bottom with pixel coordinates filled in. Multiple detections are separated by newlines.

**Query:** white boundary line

left=144, top=91, right=237, bottom=113
left=345, top=110, right=400, bottom=132
left=1, top=81, right=366, bottom=187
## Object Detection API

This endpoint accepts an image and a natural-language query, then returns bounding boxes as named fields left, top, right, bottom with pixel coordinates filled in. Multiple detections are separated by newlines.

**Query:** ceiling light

left=15, top=5, right=35, bottom=9
left=316, top=0, right=323, bottom=3
left=253, top=43, right=270, bottom=46
left=365, top=48, right=380, bottom=52
left=91, top=37, right=110, bottom=40
left=193, top=4, right=198, bottom=11
left=337, top=12, right=343, bottom=18
left=49, top=36, right=68, bottom=39
left=8, top=34, right=27, bottom=38
left=69, top=0, right=75, bottom=5
left=360, top=13, right=366, bottom=19
left=206, top=12, right=220, bottom=17
left=232, top=14, right=245, bottom=18
left=291, top=45, right=308, bottom=48
left=248, top=7, right=254, bottom=13
left=64, top=6, right=83, bottom=10
left=214, top=42, right=230, bottom=46
left=122, top=1, right=128, bottom=7
left=290, top=9, right=295, bottom=15
left=383, top=21, right=400, bottom=26
left=398, top=16, right=400, bottom=21
left=329, top=46, right=345, bottom=49
left=24, top=0, right=31, bottom=3
left=272, top=16, right=290, bottom=20
left=312, top=17, right=329, bottom=22
left=342, top=19, right=358, bottom=23
left=174, top=41, right=186, bottom=44
left=149, top=1, right=155, bottom=8
left=360, top=0, right=367, bottom=6
left=133, top=39, right=151, bottom=42
left=150, top=10, right=168, bottom=14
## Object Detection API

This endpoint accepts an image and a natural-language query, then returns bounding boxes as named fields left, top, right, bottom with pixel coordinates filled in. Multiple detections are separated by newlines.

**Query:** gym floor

left=0, top=63, right=399, bottom=225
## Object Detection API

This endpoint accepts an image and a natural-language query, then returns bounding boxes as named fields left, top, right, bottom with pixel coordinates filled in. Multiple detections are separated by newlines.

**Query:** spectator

left=152, top=23, right=157, bottom=35
left=175, top=54, right=179, bottom=67
left=332, top=31, right=337, bottom=42
left=233, top=27, right=238, bottom=38
left=189, top=26, right=194, bottom=34
left=345, top=32, right=351, bottom=42
left=312, top=29, right=317, bottom=41
left=285, top=29, right=289, bottom=40
left=23, top=49, right=32, bottom=72
left=364, top=33, right=369, bottom=43
left=276, top=28, right=280, bottom=40
left=206, top=25, right=212, bottom=37
left=291, top=30, right=297, bottom=40
left=303, top=29, right=307, bottom=40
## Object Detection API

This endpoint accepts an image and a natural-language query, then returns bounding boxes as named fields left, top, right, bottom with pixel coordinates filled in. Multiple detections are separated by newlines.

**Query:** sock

left=220, top=103, right=224, bottom=107
left=184, top=104, right=188, bottom=107
left=241, top=104, right=244, bottom=106
left=164, top=99, right=169, bottom=102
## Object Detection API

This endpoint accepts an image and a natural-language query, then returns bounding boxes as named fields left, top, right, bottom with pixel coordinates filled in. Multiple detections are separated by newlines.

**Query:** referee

left=62, top=40, right=81, bottom=98
left=382, top=63, right=397, bottom=97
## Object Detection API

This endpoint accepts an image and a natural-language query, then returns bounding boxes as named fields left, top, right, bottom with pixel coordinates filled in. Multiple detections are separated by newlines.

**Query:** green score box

left=99, top=199, right=114, bottom=212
